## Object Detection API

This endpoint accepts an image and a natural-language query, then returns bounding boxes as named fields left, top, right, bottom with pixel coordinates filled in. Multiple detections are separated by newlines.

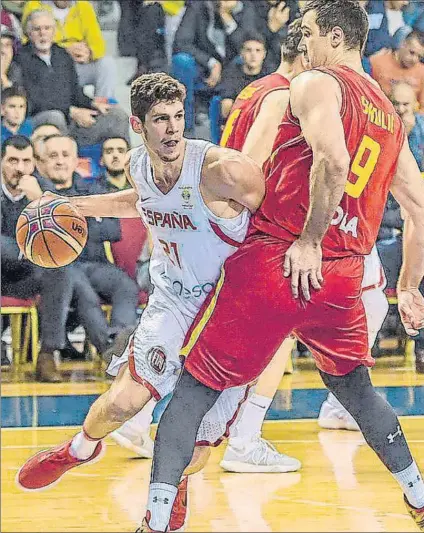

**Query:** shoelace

left=250, top=438, right=284, bottom=466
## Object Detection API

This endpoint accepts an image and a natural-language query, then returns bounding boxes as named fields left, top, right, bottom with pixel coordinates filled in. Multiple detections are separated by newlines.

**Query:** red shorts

left=182, top=235, right=374, bottom=390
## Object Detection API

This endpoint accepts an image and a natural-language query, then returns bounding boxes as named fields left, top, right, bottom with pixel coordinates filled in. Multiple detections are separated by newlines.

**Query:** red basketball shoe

left=404, top=496, right=424, bottom=531
left=136, top=511, right=169, bottom=532
left=16, top=438, right=104, bottom=491
left=169, top=477, right=189, bottom=532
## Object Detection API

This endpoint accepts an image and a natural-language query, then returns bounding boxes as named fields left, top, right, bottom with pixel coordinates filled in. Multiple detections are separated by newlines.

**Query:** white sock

left=69, top=431, right=100, bottom=460
left=147, top=483, right=178, bottom=531
left=230, top=393, right=272, bottom=442
left=393, top=461, right=424, bottom=509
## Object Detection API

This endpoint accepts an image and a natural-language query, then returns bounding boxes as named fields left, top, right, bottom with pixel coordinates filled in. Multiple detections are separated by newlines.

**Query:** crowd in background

left=1, top=0, right=424, bottom=381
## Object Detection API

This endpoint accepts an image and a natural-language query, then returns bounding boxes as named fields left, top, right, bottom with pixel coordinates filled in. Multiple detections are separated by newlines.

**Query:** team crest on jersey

left=179, top=186, right=193, bottom=209
left=147, top=347, right=166, bottom=375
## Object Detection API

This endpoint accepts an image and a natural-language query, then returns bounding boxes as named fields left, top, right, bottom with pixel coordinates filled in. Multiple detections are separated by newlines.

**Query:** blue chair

left=78, top=143, right=103, bottom=179
left=209, top=95, right=222, bottom=145
left=172, top=53, right=205, bottom=132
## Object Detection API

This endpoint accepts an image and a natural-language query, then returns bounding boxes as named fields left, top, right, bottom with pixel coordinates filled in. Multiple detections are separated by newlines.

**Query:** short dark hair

left=1, top=86, right=27, bottom=104
left=242, top=32, right=266, bottom=49
left=1, top=135, right=32, bottom=159
left=301, top=0, right=369, bottom=52
left=101, top=136, right=129, bottom=153
left=130, top=72, right=186, bottom=122
left=282, top=19, right=303, bottom=64
left=405, top=29, right=424, bottom=47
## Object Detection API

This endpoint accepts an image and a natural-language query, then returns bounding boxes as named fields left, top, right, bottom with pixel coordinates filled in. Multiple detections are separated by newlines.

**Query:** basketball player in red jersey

left=219, top=21, right=307, bottom=474
left=141, top=1, right=424, bottom=531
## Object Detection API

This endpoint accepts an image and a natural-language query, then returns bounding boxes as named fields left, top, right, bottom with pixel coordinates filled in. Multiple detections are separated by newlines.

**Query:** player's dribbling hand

left=397, top=288, right=424, bottom=336
left=283, top=239, right=323, bottom=301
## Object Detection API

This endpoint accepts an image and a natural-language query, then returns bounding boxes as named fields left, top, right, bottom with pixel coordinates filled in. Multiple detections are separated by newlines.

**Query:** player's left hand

left=283, top=239, right=323, bottom=301
left=397, top=288, right=424, bottom=336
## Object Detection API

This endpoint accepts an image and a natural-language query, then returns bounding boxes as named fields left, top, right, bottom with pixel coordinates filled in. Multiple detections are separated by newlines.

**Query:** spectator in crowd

left=119, top=0, right=170, bottom=85
left=22, top=0, right=117, bottom=99
left=253, top=0, right=297, bottom=71
left=1, top=2, right=23, bottom=40
left=365, top=0, right=410, bottom=57
left=1, top=135, right=74, bottom=382
left=1, top=25, right=23, bottom=89
left=369, top=29, right=424, bottom=109
left=219, top=33, right=268, bottom=121
left=31, top=123, right=61, bottom=177
left=391, top=82, right=424, bottom=171
left=173, top=0, right=256, bottom=130
left=1, top=86, right=33, bottom=141
left=16, top=9, right=129, bottom=147
left=42, top=134, right=139, bottom=349
left=99, top=137, right=132, bottom=192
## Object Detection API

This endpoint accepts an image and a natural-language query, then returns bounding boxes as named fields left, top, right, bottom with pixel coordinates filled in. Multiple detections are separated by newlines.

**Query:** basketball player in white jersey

left=17, top=73, right=300, bottom=530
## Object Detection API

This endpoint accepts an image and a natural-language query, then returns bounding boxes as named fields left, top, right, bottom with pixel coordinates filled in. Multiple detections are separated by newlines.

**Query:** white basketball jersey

left=130, top=139, right=250, bottom=318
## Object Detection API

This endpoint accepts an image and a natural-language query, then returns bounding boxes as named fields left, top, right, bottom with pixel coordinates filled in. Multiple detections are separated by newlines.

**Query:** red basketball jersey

left=251, top=66, right=406, bottom=258
left=220, top=73, right=290, bottom=150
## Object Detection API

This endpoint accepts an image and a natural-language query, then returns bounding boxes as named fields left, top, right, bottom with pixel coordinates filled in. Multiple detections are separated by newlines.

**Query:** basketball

left=16, top=196, right=88, bottom=268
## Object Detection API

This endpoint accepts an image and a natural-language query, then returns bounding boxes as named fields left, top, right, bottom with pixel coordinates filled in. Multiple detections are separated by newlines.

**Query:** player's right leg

left=16, top=296, right=185, bottom=491
left=16, top=362, right=152, bottom=491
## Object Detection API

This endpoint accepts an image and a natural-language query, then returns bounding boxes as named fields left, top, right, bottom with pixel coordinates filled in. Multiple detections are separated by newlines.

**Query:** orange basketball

left=16, top=196, right=88, bottom=268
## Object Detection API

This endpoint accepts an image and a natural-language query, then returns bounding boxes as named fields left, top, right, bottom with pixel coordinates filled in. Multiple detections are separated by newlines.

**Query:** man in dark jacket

left=172, top=0, right=256, bottom=130
left=1, top=135, right=75, bottom=382
left=41, top=133, right=139, bottom=349
left=16, top=8, right=129, bottom=145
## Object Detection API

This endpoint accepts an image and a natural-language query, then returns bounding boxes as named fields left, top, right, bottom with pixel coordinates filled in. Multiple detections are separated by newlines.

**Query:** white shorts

left=362, top=246, right=388, bottom=348
left=107, top=293, right=250, bottom=446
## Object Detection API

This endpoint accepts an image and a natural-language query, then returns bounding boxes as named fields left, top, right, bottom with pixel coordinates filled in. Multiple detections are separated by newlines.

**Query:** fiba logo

left=71, top=222, right=86, bottom=236
left=179, top=186, right=193, bottom=209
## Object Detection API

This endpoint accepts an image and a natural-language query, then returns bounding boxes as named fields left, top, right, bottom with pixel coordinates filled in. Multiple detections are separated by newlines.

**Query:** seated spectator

left=219, top=33, right=268, bottom=121
left=1, top=25, right=22, bottom=89
left=252, top=0, right=297, bottom=71
left=370, top=30, right=424, bottom=109
left=173, top=0, right=256, bottom=130
left=31, top=123, right=61, bottom=177
left=99, top=137, right=132, bottom=192
left=1, top=86, right=33, bottom=141
left=391, top=82, right=424, bottom=171
left=1, top=6, right=23, bottom=40
left=1, top=135, right=74, bottom=382
left=22, top=0, right=116, bottom=99
left=16, top=9, right=129, bottom=147
left=42, top=134, right=139, bottom=350
left=365, top=0, right=410, bottom=57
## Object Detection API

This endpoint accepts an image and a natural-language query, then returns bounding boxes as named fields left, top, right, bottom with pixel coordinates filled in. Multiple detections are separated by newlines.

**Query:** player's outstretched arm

left=65, top=149, right=140, bottom=218
left=242, top=89, right=290, bottom=168
left=283, top=71, right=351, bottom=300
left=390, top=137, right=424, bottom=335
left=202, top=146, right=265, bottom=213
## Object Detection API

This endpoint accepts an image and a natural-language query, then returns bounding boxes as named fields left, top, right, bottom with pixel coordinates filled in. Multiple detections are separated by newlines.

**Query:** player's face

left=300, top=10, right=334, bottom=68
left=241, top=40, right=266, bottom=71
left=28, top=14, right=55, bottom=54
left=142, top=100, right=185, bottom=163
left=1, top=146, right=35, bottom=189
left=1, top=96, right=27, bottom=127
left=101, top=138, right=127, bottom=173
left=398, top=36, right=424, bottom=69
left=44, top=138, right=78, bottom=185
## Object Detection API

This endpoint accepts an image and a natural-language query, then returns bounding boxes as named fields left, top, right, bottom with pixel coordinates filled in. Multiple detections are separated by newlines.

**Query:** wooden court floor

left=2, top=360, right=424, bottom=532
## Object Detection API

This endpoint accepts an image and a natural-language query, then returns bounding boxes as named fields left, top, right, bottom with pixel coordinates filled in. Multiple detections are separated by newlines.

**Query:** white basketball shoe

left=318, top=393, right=360, bottom=431
left=220, top=435, right=301, bottom=473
